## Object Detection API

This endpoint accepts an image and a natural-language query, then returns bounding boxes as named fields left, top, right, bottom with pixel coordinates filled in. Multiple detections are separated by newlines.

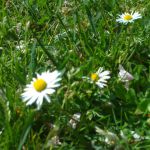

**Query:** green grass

left=0, top=0, right=150, bottom=149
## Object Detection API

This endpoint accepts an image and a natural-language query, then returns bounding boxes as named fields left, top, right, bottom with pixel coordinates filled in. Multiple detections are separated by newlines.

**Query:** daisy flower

left=83, top=67, right=110, bottom=88
left=21, top=70, right=62, bottom=110
left=90, top=67, right=111, bottom=88
left=116, top=12, right=142, bottom=24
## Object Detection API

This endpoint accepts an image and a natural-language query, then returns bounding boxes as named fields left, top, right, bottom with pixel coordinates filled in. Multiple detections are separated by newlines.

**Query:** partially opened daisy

left=118, top=65, right=134, bottom=82
left=116, top=12, right=142, bottom=24
left=21, top=70, right=62, bottom=109
left=118, top=65, right=134, bottom=89
left=83, top=67, right=110, bottom=89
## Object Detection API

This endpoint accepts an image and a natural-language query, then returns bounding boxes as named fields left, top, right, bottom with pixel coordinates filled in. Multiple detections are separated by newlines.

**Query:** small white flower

left=90, top=67, right=110, bottom=88
left=16, top=40, right=26, bottom=52
left=131, top=131, right=141, bottom=140
left=116, top=12, right=142, bottom=24
left=69, top=113, right=81, bottom=129
left=21, top=70, right=62, bottom=110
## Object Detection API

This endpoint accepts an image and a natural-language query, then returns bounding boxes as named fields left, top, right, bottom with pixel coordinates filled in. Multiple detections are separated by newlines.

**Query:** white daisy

left=90, top=67, right=111, bottom=88
left=21, top=70, right=62, bottom=110
left=116, top=12, right=142, bottom=24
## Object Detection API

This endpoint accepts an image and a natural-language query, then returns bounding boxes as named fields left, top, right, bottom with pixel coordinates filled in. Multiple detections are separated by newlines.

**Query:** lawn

left=0, top=0, right=150, bottom=149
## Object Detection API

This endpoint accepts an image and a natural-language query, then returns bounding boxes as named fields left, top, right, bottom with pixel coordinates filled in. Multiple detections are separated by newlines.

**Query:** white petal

left=45, top=89, right=55, bottom=94
left=22, top=93, right=33, bottom=102
left=99, top=71, right=110, bottom=77
left=26, top=95, right=39, bottom=105
left=48, top=83, right=60, bottom=88
left=44, top=94, right=51, bottom=103
left=36, top=95, right=44, bottom=110
left=133, top=12, right=142, bottom=19
left=96, top=82, right=106, bottom=88
left=101, top=75, right=111, bottom=80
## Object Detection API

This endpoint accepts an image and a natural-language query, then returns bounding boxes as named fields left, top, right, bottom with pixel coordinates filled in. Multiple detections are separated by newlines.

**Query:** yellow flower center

left=91, top=73, right=99, bottom=82
left=124, top=14, right=133, bottom=21
left=33, top=79, right=47, bottom=92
